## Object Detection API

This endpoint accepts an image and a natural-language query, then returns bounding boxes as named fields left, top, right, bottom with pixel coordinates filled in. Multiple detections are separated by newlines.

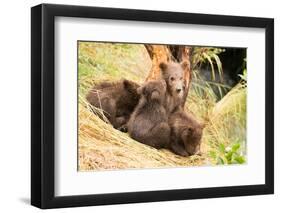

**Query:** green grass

left=78, top=42, right=151, bottom=97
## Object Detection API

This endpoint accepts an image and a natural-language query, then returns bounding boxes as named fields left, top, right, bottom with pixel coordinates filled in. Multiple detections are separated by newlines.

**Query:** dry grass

left=79, top=101, right=209, bottom=171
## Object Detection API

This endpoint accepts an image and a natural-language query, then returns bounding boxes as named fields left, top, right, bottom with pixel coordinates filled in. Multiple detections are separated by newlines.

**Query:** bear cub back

left=86, top=79, right=140, bottom=129
left=127, top=80, right=170, bottom=149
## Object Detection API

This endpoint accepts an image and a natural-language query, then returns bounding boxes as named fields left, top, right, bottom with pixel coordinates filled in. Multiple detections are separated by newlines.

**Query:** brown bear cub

left=159, top=61, right=189, bottom=114
left=168, top=110, right=204, bottom=156
left=86, top=79, right=140, bottom=130
left=127, top=80, right=171, bottom=149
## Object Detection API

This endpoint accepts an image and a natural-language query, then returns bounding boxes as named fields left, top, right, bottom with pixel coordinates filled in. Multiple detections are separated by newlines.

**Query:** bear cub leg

left=146, top=122, right=170, bottom=149
left=170, top=140, right=189, bottom=157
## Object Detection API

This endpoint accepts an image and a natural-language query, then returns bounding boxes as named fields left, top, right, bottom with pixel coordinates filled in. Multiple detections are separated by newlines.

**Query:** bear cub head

left=169, top=110, right=204, bottom=156
left=137, top=80, right=167, bottom=104
left=181, top=122, right=204, bottom=155
left=121, top=79, right=141, bottom=107
left=159, top=61, right=188, bottom=99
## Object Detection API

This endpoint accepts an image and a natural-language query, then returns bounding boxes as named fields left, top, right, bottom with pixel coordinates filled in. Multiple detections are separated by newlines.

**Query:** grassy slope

left=78, top=42, right=246, bottom=171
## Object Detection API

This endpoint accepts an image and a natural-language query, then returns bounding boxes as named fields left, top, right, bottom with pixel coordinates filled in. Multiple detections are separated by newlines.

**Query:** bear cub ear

left=150, top=90, right=160, bottom=100
left=159, top=62, right=168, bottom=77
left=123, top=79, right=139, bottom=94
left=182, top=127, right=194, bottom=137
left=137, top=85, right=145, bottom=95
left=200, top=122, right=206, bottom=129
left=181, top=61, right=189, bottom=70
left=159, top=62, right=168, bottom=71
left=123, top=79, right=131, bottom=89
left=123, top=79, right=135, bottom=93
left=187, top=127, right=194, bottom=134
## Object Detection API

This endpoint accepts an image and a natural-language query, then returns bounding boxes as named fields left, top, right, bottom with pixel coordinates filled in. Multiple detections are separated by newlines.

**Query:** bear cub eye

left=170, top=77, right=175, bottom=81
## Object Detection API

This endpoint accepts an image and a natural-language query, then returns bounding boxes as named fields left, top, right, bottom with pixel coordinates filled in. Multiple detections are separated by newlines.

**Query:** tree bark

left=144, top=45, right=172, bottom=81
left=145, top=44, right=192, bottom=107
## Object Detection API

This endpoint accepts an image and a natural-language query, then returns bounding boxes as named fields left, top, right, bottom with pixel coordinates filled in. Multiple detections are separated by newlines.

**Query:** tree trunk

left=144, top=45, right=172, bottom=81
left=145, top=44, right=192, bottom=107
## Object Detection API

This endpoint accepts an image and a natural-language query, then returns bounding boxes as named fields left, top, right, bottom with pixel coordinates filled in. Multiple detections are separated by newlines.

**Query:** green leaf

left=212, top=53, right=223, bottom=81
left=209, top=151, right=217, bottom=159
left=218, top=143, right=225, bottom=153
left=234, top=156, right=246, bottom=164
left=203, top=52, right=216, bottom=80
left=225, top=151, right=233, bottom=162
left=231, top=143, right=240, bottom=153
left=239, top=69, right=247, bottom=81
left=217, top=157, right=225, bottom=165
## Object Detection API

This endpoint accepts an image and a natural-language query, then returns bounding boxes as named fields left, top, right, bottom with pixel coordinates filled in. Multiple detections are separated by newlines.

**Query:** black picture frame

left=31, top=3, right=274, bottom=209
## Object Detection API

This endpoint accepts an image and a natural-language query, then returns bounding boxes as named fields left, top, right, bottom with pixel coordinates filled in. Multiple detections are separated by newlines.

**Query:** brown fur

left=127, top=80, right=170, bottom=149
left=159, top=61, right=189, bottom=114
left=168, top=110, right=204, bottom=156
left=86, top=79, right=140, bottom=129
